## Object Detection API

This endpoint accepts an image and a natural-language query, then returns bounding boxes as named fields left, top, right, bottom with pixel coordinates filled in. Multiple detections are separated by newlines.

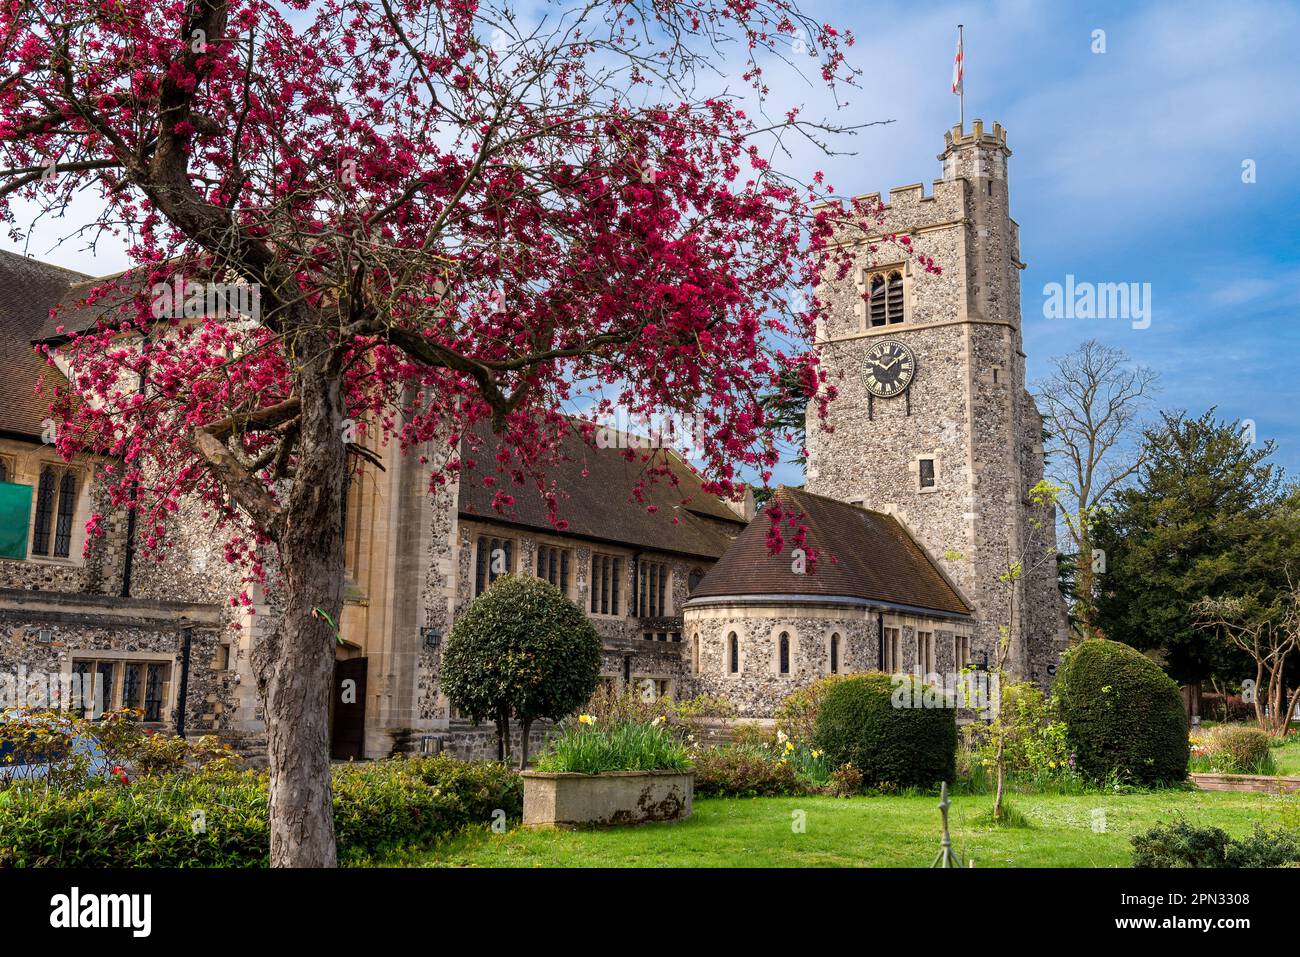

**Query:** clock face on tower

left=863, top=339, right=916, bottom=398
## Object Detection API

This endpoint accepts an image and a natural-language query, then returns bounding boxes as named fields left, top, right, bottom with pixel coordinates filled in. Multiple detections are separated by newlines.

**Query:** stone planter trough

left=521, top=769, right=694, bottom=828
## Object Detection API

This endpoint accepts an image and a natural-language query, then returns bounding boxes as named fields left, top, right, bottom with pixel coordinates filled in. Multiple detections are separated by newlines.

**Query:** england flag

left=952, top=29, right=964, bottom=95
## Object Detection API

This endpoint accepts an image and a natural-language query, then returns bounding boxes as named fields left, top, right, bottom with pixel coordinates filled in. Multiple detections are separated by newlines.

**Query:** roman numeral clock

left=863, top=338, right=916, bottom=418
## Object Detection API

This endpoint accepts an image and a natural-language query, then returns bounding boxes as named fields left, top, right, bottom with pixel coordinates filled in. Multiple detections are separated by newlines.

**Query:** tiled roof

left=457, top=419, right=746, bottom=560
left=0, top=250, right=91, bottom=438
left=31, top=271, right=138, bottom=344
left=686, top=486, right=971, bottom=616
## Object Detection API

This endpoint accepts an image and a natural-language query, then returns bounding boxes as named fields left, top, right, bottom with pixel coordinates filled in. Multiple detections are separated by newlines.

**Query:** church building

left=0, top=120, right=1069, bottom=761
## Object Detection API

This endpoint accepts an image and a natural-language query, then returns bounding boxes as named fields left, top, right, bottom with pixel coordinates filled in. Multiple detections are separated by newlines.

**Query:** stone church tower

left=805, top=120, right=1069, bottom=685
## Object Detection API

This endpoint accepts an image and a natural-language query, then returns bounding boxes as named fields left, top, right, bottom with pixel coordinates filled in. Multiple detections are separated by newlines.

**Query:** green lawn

left=1270, top=736, right=1300, bottom=776
left=377, top=789, right=1299, bottom=868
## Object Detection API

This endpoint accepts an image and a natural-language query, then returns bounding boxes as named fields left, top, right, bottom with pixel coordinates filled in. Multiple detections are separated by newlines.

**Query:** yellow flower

left=784, top=741, right=795, bottom=753
left=811, top=749, right=822, bottom=759
left=578, top=714, right=595, bottom=725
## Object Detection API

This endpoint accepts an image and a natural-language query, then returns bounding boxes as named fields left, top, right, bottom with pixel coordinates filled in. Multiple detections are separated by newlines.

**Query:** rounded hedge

left=811, top=672, right=956, bottom=791
left=441, top=574, right=602, bottom=727
left=1054, top=639, right=1189, bottom=786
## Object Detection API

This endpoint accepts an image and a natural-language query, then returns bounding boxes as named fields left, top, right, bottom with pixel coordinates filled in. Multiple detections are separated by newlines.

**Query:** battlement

left=940, top=119, right=1011, bottom=155
left=840, top=120, right=1013, bottom=218
left=856, top=181, right=939, bottom=209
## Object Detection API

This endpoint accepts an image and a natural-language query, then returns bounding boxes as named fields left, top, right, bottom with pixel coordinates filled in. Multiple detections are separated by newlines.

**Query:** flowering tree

left=0, top=0, right=901, bottom=865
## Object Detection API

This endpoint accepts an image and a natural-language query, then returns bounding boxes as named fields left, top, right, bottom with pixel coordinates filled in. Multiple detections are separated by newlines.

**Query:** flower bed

left=524, top=716, right=693, bottom=827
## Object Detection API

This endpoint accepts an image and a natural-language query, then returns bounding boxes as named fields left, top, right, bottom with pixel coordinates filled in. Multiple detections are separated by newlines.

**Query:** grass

left=373, top=788, right=1300, bottom=868
left=1270, top=735, right=1300, bottom=776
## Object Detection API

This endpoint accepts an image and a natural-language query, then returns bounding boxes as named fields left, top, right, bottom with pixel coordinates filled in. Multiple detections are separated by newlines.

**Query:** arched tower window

left=830, top=633, right=840, bottom=674
left=779, top=632, right=790, bottom=675
left=692, top=634, right=700, bottom=674
left=687, top=567, right=705, bottom=593
left=728, top=632, right=739, bottom=674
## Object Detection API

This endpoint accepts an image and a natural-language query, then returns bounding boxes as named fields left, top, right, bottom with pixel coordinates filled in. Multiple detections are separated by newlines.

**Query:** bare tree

left=1194, top=577, right=1300, bottom=736
left=1035, top=340, right=1157, bottom=637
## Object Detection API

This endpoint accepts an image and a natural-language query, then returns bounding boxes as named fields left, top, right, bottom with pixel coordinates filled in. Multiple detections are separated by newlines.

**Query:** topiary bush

left=811, top=672, right=956, bottom=792
left=1054, top=639, right=1189, bottom=786
left=775, top=674, right=852, bottom=746
left=441, top=574, right=602, bottom=767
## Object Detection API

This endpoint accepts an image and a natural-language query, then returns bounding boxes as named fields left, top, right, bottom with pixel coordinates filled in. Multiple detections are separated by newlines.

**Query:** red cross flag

left=952, top=27, right=964, bottom=95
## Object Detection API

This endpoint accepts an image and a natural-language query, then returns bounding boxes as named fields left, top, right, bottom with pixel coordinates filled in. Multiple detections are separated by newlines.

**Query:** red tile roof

left=457, top=419, right=746, bottom=560
left=0, top=250, right=91, bottom=439
left=686, top=486, right=971, bottom=616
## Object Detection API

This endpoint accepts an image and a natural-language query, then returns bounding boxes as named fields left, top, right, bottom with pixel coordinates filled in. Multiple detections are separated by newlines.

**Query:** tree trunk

left=993, top=732, right=1007, bottom=822
left=1253, top=661, right=1267, bottom=732
left=1076, top=533, right=1096, bottom=638
left=497, top=711, right=511, bottom=765
left=518, top=718, right=532, bottom=770
left=261, top=339, right=347, bottom=868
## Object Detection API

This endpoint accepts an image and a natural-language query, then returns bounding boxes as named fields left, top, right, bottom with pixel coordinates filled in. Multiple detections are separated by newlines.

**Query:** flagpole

left=958, top=24, right=964, bottom=129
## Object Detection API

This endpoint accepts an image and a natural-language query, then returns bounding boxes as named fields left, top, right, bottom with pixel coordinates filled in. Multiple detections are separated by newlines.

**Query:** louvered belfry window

left=867, top=271, right=905, bottom=327
left=886, top=271, right=904, bottom=323
left=868, top=275, right=888, bottom=327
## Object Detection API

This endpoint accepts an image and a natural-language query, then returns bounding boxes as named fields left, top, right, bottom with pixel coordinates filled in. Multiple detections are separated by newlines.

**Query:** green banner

left=0, top=482, right=32, bottom=560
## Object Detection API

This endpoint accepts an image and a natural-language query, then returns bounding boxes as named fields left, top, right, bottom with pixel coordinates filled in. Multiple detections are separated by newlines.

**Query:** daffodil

left=776, top=730, right=789, bottom=745
left=578, top=714, right=595, bottom=725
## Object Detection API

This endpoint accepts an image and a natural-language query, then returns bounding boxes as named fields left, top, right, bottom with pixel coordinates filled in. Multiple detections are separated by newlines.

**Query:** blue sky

left=755, top=0, right=1300, bottom=484
left=5, top=0, right=1298, bottom=487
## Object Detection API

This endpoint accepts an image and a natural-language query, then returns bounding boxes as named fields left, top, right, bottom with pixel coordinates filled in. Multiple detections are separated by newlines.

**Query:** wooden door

left=330, top=658, right=367, bottom=760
